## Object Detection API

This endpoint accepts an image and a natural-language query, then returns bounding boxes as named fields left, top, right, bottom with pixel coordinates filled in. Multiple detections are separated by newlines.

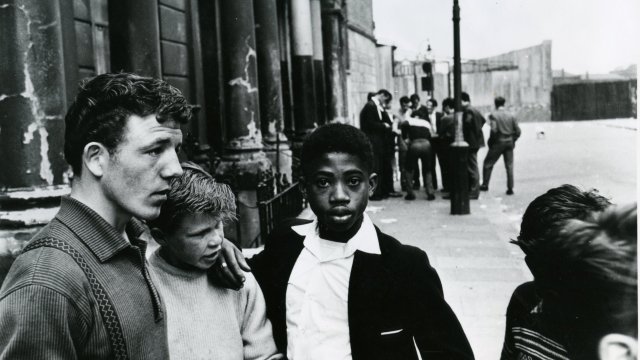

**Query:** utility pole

left=450, top=0, right=470, bottom=215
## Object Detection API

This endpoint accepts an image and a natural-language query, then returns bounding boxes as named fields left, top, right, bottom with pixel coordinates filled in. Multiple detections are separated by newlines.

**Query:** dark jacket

left=359, top=100, right=393, bottom=149
left=436, top=112, right=456, bottom=144
left=412, top=105, right=429, bottom=120
left=462, top=106, right=486, bottom=149
left=249, top=218, right=475, bottom=360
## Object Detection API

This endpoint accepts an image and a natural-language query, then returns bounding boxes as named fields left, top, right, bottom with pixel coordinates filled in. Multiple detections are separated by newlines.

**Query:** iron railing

left=254, top=169, right=305, bottom=247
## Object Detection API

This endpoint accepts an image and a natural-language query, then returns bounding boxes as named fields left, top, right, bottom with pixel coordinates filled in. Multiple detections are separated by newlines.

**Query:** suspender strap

left=23, top=237, right=129, bottom=360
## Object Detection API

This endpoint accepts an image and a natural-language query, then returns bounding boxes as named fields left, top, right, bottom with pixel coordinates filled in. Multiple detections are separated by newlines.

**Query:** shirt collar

left=292, top=213, right=381, bottom=258
left=55, top=196, right=147, bottom=262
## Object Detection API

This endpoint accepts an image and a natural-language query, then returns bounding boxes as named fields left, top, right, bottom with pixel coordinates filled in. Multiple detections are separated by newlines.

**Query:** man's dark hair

left=399, top=96, right=411, bottom=105
left=410, top=93, right=420, bottom=103
left=301, top=123, right=374, bottom=178
left=149, top=162, right=236, bottom=235
left=377, top=89, right=392, bottom=102
left=513, top=184, right=612, bottom=257
left=494, top=96, right=506, bottom=108
left=442, top=97, right=455, bottom=110
left=367, top=92, right=376, bottom=101
left=427, top=98, right=438, bottom=108
left=64, top=72, right=192, bottom=176
left=460, top=92, right=470, bottom=102
left=544, top=204, right=637, bottom=356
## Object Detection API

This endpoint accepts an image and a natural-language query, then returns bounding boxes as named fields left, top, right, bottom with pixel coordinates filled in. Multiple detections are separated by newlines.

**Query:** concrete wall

left=346, top=30, right=378, bottom=126
left=462, top=41, right=553, bottom=122
left=376, top=45, right=395, bottom=93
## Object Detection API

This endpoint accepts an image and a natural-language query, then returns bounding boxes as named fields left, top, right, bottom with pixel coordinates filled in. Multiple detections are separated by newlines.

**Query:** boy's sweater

left=149, top=250, right=280, bottom=360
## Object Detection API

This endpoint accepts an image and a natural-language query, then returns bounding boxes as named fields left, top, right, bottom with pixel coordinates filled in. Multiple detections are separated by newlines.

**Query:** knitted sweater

left=148, top=250, right=280, bottom=360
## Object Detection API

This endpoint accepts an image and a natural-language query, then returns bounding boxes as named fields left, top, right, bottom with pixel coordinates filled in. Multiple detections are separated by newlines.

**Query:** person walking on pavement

left=360, top=89, right=402, bottom=200
left=461, top=92, right=486, bottom=199
left=481, top=97, right=521, bottom=195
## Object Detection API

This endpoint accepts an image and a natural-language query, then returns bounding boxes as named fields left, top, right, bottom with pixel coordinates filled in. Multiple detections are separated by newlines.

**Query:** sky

left=372, top=0, right=639, bottom=74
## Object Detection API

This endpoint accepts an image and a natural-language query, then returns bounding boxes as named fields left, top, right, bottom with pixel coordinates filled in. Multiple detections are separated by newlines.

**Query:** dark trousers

left=404, top=139, right=435, bottom=196
left=382, top=144, right=395, bottom=194
left=468, top=148, right=480, bottom=195
left=482, top=141, right=514, bottom=190
left=430, top=139, right=438, bottom=190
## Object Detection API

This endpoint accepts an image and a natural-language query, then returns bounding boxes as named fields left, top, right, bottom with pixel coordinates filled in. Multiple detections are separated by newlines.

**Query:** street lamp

left=450, top=0, right=470, bottom=215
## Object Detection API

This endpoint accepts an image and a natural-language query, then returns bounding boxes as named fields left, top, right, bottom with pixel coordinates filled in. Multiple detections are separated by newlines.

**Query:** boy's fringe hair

left=512, top=184, right=611, bottom=255
left=149, top=162, right=236, bottom=233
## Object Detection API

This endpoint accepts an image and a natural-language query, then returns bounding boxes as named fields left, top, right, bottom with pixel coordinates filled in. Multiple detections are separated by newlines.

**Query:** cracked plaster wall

left=0, top=1, right=67, bottom=189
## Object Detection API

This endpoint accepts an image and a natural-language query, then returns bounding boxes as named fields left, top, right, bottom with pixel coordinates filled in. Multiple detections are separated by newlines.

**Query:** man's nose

left=160, top=149, right=183, bottom=179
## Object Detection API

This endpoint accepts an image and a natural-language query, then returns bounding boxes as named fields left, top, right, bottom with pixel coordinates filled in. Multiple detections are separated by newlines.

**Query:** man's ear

left=368, top=172, right=378, bottom=197
left=82, top=142, right=109, bottom=178
left=150, top=228, right=167, bottom=246
left=599, top=334, right=638, bottom=360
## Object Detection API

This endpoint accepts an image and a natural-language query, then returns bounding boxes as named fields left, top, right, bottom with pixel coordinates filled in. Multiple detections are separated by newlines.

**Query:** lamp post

left=450, top=0, right=470, bottom=215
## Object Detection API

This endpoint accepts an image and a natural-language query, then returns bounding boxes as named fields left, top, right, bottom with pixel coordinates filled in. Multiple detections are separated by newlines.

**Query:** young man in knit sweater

left=148, top=162, right=281, bottom=360
left=249, top=123, right=474, bottom=360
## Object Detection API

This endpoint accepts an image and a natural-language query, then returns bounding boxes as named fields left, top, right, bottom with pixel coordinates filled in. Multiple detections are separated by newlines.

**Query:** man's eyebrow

left=141, top=136, right=180, bottom=148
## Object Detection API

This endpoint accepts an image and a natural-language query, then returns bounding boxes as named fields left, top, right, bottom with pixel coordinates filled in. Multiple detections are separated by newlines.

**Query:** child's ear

left=368, top=173, right=378, bottom=197
left=150, top=228, right=167, bottom=246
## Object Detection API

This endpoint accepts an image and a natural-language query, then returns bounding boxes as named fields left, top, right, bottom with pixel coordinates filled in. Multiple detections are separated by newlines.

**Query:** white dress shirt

left=286, top=214, right=381, bottom=360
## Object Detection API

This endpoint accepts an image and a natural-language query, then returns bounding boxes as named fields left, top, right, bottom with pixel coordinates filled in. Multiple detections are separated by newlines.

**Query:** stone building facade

left=0, top=0, right=394, bottom=271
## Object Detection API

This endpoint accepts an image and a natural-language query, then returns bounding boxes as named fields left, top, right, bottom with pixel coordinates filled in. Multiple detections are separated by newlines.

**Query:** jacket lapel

left=348, top=249, right=392, bottom=359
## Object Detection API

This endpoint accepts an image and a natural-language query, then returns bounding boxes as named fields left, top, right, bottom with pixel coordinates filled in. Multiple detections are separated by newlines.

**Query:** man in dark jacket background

left=461, top=92, right=486, bottom=199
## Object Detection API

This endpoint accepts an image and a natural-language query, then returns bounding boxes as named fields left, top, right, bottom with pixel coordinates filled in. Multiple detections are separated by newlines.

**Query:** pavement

left=363, top=118, right=637, bottom=360
left=0, top=118, right=636, bottom=359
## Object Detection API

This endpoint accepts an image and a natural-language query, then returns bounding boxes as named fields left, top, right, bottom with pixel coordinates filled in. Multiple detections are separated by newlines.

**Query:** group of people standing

left=359, top=89, right=521, bottom=201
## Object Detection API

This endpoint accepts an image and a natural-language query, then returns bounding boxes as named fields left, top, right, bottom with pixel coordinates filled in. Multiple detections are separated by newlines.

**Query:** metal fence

left=253, top=169, right=306, bottom=247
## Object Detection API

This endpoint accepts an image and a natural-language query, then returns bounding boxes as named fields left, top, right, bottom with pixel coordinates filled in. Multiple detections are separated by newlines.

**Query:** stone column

left=310, top=0, right=326, bottom=125
left=289, top=0, right=317, bottom=180
left=321, top=0, right=348, bottom=123
left=254, top=0, right=291, bottom=180
left=108, top=0, right=161, bottom=77
left=0, top=0, right=77, bottom=282
left=277, top=0, right=294, bottom=138
left=215, top=0, right=271, bottom=247
left=289, top=0, right=317, bottom=134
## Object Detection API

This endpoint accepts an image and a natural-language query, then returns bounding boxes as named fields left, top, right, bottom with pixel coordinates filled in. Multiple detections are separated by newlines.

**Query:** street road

left=366, top=119, right=637, bottom=360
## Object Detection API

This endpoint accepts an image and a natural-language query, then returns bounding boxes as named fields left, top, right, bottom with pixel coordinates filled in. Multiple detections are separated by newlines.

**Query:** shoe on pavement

left=370, top=195, right=384, bottom=201
left=506, top=189, right=514, bottom=195
left=388, top=191, right=403, bottom=198
left=404, top=193, right=416, bottom=201
left=442, top=194, right=451, bottom=199
left=469, top=193, right=480, bottom=200
left=479, top=185, right=489, bottom=191
left=426, top=194, right=436, bottom=201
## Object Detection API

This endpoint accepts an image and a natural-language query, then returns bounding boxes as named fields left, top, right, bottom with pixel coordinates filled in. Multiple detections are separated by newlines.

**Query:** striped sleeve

left=0, top=285, right=88, bottom=360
